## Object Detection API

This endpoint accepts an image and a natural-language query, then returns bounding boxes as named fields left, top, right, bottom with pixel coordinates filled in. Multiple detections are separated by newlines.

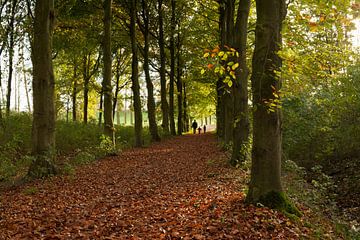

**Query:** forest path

left=0, top=133, right=304, bottom=239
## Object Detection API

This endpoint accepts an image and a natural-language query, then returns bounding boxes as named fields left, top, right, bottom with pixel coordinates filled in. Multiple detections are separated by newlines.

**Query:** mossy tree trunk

left=130, top=0, right=143, bottom=147
left=28, top=0, right=57, bottom=178
left=102, top=0, right=115, bottom=144
left=246, top=0, right=299, bottom=216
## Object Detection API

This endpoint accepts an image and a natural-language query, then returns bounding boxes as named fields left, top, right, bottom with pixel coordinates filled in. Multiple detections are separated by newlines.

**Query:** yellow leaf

left=201, top=69, right=205, bottom=75
left=203, top=52, right=209, bottom=58
left=232, top=63, right=239, bottom=70
left=222, top=53, right=228, bottom=61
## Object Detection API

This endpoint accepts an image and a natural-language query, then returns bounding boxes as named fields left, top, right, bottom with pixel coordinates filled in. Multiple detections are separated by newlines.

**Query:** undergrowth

left=0, top=113, right=152, bottom=183
left=282, top=159, right=360, bottom=239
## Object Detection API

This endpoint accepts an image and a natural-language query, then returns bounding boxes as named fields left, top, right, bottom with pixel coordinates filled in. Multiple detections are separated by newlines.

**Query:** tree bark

left=176, top=30, right=183, bottom=135
left=158, top=0, right=169, bottom=135
left=113, top=53, right=121, bottom=120
left=246, top=0, right=292, bottom=210
left=103, top=0, right=115, bottom=144
left=230, top=0, right=250, bottom=165
left=98, top=87, right=103, bottom=126
left=141, top=0, right=160, bottom=142
left=72, top=62, right=77, bottom=121
left=83, top=54, right=90, bottom=124
left=5, top=0, right=18, bottom=116
left=28, top=0, right=57, bottom=178
left=169, top=0, right=176, bottom=135
left=130, top=0, right=143, bottom=147
left=183, top=82, right=189, bottom=132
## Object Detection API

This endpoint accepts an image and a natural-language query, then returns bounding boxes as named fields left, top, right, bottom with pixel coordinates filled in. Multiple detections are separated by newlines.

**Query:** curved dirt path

left=0, top=133, right=304, bottom=239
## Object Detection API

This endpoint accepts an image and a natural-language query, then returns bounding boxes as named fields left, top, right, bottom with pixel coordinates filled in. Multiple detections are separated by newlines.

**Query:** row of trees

left=1, top=0, right=358, bottom=212
left=212, top=0, right=357, bottom=210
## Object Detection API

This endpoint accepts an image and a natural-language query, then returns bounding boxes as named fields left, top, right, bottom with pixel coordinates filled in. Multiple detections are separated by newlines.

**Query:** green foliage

left=283, top=61, right=360, bottom=168
left=0, top=113, right=153, bottom=181
left=0, top=158, right=17, bottom=181
left=72, top=151, right=96, bottom=165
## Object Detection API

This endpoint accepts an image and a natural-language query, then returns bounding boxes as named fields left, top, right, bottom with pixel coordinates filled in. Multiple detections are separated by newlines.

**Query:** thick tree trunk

left=130, top=0, right=143, bottom=147
left=28, top=0, right=57, bottom=178
left=169, top=0, right=176, bottom=135
left=230, top=0, right=250, bottom=165
left=158, top=0, right=169, bottom=135
left=103, top=0, right=115, bottom=144
left=223, top=0, right=235, bottom=144
left=141, top=0, right=160, bottom=142
left=245, top=0, right=299, bottom=215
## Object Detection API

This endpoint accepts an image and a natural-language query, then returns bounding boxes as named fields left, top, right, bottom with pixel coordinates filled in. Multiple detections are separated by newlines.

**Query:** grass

left=0, top=112, right=153, bottom=183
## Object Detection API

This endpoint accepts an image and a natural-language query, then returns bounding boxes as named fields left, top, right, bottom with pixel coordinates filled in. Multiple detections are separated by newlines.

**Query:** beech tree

left=140, top=0, right=160, bottom=142
left=158, top=0, right=169, bottom=135
left=245, top=0, right=299, bottom=215
left=130, top=0, right=143, bottom=147
left=28, top=0, right=57, bottom=178
left=102, top=0, right=115, bottom=144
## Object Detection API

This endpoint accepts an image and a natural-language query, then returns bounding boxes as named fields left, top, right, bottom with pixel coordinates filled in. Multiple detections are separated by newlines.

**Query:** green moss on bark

left=259, top=191, right=302, bottom=218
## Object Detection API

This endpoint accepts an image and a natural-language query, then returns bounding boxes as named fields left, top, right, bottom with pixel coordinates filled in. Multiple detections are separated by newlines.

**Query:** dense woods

left=0, top=0, right=360, bottom=238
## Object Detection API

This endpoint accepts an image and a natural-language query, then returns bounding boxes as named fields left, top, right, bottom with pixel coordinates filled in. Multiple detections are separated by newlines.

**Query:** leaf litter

left=0, top=133, right=306, bottom=239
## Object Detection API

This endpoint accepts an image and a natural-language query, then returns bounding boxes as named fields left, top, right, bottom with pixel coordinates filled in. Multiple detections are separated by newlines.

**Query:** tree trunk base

left=246, top=191, right=302, bottom=218
left=28, top=155, right=57, bottom=179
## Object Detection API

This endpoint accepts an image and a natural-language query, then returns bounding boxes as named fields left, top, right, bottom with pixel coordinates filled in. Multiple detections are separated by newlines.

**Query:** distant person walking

left=203, top=125, right=206, bottom=133
left=191, top=120, right=198, bottom=134
left=197, top=127, right=202, bottom=134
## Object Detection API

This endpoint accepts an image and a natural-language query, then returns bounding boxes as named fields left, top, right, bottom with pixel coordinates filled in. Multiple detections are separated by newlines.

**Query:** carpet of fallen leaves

left=0, top=133, right=309, bottom=239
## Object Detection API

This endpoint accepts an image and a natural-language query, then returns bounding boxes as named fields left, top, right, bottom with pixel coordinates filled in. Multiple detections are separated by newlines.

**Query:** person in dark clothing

left=191, top=120, right=198, bottom=134
left=197, top=127, right=202, bottom=134
left=203, top=125, right=206, bottom=133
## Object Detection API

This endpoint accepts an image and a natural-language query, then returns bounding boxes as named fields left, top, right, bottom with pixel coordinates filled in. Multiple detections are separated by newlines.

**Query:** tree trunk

left=113, top=54, right=121, bottom=120
left=98, top=87, right=103, bottom=126
left=103, top=0, right=115, bottom=144
left=183, top=82, right=189, bottom=132
left=169, top=0, right=176, bottom=135
left=28, top=0, right=57, bottom=178
left=246, top=0, right=299, bottom=215
left=141, top=0, right=160, bottom=142
left=21, top=44, right=31, bottom=113
left=176, top=30, right=183, bottom=136
left=230, top=0, right=250, bottom=165
left=130, top=0, right=143, bottom=147
left=72, top=63, right=77, bottom=121
left=83, top=54, right=90, bottom=124
left=158, top=0, right=169, bottom=135
left=5, top=0, right=18, bottom=116
left=0, top=63, right=2, bottom=120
